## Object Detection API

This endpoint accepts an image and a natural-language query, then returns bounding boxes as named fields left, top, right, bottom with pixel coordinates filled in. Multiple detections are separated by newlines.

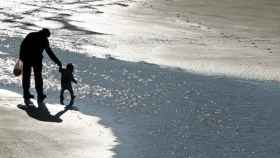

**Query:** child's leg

left=68, top=86, right=75, bottom=98
left=60, top=88, right=65, bottom=105
left=67, top=86, right=75, bottom=107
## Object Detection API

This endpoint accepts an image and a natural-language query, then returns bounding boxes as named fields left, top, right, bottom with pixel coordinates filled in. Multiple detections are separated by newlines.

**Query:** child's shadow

left=17, top=103, right=68, bottom=123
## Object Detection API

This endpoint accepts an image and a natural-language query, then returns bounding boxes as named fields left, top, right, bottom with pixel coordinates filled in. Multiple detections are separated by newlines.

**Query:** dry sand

left=0, top=89, right=117, bottom=158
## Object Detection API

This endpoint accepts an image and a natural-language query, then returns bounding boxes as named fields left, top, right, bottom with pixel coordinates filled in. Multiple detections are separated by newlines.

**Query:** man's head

left=40, top=28, right=51, bottom=37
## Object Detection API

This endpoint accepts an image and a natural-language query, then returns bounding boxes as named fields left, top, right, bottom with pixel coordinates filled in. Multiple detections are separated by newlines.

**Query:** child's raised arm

left=71, top=73, right=77, bottom=84
left=72, top=78, right=77, bottom=84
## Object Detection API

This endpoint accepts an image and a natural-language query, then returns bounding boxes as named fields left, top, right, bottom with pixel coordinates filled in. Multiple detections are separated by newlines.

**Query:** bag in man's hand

left=13, top=59, right=23, bottom=76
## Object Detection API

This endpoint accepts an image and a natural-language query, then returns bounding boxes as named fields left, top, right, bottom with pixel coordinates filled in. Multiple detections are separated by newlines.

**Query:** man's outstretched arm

left=45, top=45, right=62, bottom=67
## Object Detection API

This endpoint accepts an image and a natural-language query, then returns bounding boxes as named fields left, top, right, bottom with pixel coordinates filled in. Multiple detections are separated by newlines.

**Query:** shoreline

left=1, top=50, right=280, bottom=157
left=0, top=33, right=279, bottom=157
left=0, top=89, right=117, bottom=158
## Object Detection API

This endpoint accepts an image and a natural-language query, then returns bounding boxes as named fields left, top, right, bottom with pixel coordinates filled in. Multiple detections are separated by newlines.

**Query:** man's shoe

left=24, top=99, right=33, bottom=106
left=28, top=94, right=34, bottom=99
left=37, top=94, right=47, bottom=104
left=24, top=93, right=34, bottom=99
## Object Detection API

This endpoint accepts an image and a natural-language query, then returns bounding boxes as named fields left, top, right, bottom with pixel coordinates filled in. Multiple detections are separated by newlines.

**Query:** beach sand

left=0, top=89, right=117, bottom=158
left=0, top=0, right=280, bottom=158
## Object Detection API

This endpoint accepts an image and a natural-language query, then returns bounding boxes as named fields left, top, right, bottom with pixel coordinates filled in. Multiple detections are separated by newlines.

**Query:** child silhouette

left=59, top=63, right=77, bottom=108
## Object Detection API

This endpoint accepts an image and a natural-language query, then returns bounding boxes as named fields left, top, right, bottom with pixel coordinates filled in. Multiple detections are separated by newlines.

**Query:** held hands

left=58, top=65, right=62, bottom=72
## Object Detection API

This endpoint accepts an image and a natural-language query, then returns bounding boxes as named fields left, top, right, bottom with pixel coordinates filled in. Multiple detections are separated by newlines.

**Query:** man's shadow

left=17, top=102, right=68, bottom=123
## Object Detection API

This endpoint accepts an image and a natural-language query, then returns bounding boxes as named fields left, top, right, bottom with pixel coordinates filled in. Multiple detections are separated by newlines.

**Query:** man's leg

left=22, top=63, right=32, bottom=104
left=33, top=63, right=46, bottom=103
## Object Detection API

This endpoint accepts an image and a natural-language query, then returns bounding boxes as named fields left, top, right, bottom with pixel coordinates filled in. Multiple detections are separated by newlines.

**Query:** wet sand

left=0, top=35, right=280, bottom=157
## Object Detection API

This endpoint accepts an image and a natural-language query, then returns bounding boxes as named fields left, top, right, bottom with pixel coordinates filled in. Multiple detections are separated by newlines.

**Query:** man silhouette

left=19, top=28, right=62, bottom=105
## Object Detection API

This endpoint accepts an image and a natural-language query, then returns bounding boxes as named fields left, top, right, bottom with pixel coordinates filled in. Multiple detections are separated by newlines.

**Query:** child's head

left=66, top=63, right=74, bottom=72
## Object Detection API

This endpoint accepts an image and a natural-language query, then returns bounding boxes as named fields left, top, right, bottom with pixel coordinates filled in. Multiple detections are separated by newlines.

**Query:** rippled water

left=0, top=0, right=137, bottom=55
left=1, top=0, right=280, bottom=81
